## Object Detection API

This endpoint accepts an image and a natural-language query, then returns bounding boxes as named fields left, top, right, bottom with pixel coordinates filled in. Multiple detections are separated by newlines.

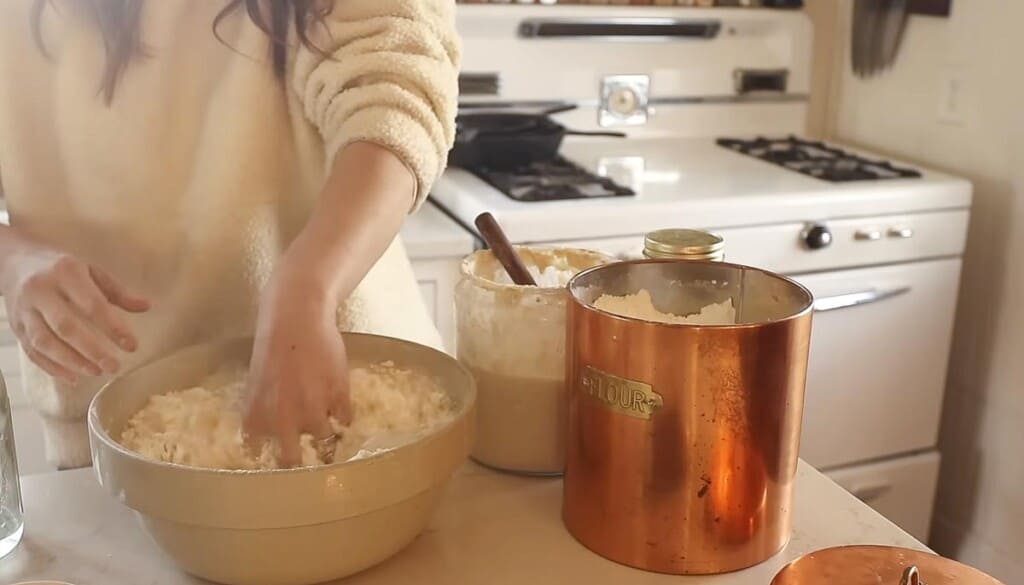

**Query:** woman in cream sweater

left=0, top=0, right=459, bottom=469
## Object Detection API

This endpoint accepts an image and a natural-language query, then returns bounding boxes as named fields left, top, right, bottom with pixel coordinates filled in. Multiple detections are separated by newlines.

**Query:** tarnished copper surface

left=563, top=260, right=813, bottom=575
left=771, top=545, right=1005, bottom=585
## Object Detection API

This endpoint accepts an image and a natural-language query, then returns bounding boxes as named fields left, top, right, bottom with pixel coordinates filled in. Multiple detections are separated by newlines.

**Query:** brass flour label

left=580, top=366, right=663, bottom=420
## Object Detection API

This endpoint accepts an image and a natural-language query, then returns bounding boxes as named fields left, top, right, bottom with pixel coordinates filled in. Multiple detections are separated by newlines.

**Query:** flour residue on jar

left=490, top=263, right=577, bottom=288
left=592, top=289, right=737, bottom=325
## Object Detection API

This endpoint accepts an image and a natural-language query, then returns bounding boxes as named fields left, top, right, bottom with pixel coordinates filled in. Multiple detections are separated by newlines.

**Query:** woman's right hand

left=0, top=232, right=150, bottom=384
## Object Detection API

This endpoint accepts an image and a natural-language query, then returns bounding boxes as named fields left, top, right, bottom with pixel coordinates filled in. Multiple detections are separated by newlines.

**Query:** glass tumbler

left=0, top=372, right=24, bottom=559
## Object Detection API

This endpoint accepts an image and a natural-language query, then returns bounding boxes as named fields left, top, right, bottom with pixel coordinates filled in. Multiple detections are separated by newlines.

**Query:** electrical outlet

left=937, top=69, right=968, bottom=125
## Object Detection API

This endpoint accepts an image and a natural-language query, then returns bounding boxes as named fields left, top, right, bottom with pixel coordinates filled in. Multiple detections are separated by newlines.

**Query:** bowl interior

left=91, top=333, right=474, bottom=468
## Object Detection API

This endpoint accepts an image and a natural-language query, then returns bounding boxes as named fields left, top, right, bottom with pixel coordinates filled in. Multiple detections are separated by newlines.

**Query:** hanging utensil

left=852, top=0, right=910, bottom=78
left=879, top=0, right=910, bottom=72
left=864, top=0, right=890, bottom=77
left=852, top=0, right=882, bottom=77
left=851, top=0, right=873, bottom=77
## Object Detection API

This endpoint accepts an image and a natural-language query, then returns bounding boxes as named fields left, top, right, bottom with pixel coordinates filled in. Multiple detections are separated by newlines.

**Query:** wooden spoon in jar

left=474, top=212, right=537, bottom=286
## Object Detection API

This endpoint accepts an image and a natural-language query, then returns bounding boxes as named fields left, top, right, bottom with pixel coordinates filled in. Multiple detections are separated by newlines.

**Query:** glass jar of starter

left=0, top=372, right=24, bottom=559
left=455, top=246, right=611, bottom=475
left=643, top=228, right=725, bottom=261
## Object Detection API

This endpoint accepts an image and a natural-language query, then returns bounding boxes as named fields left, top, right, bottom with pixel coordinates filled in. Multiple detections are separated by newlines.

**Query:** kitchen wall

left=803, top=1, right=841, bottom=138
left=820, top=1, right=1024, bottom=582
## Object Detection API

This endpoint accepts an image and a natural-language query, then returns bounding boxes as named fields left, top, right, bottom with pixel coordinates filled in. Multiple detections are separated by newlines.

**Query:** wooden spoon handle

left=474, top=212, right=537, bottom=286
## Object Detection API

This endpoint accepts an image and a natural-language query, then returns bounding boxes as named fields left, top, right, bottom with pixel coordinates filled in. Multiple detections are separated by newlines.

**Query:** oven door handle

left=813, top=286, right=911, bottom=313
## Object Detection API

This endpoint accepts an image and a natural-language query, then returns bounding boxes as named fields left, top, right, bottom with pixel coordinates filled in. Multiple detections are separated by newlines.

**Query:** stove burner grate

left=464, top=156, right=635, bottom=202
left=717, top=136, right=923, bottom=182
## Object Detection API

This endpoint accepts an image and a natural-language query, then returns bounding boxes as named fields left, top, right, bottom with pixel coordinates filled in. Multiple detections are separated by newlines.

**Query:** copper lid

left=772, top=545, right=1004, bottom=585
left=643, top=229, right=724, bottom=260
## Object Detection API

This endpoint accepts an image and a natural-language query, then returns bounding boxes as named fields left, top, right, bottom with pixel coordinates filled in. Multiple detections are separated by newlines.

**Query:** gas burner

left=717, top=136, right=923, bottom=182
left=465, top=156, right=635, bottom=202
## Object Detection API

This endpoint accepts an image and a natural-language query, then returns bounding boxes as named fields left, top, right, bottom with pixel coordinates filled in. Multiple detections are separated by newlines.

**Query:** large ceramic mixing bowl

left=88, top=334, right=475, bottom=585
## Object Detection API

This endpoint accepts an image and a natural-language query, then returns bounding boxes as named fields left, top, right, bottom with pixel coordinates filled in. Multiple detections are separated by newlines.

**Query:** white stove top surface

left=430, top=137, right=972, bottom=243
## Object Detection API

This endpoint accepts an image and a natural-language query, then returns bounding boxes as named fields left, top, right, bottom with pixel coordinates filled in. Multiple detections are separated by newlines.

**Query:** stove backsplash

left=455, top=3, right=812, bottom=137
left=456, top=1, right=803, bottom=7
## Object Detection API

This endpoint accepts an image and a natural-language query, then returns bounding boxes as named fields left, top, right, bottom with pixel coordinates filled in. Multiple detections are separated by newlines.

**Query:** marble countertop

left=3, top=461, right=924, bottom=585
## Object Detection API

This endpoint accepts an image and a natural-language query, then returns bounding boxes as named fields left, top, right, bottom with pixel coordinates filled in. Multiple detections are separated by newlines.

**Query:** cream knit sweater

left=0, top=0, right=459, bottom=469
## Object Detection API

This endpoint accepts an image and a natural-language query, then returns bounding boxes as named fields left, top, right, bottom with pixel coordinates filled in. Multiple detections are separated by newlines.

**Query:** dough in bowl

left=119, top=362, right=453, bottom=470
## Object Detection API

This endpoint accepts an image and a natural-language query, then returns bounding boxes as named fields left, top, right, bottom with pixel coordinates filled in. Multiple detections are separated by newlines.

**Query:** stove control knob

left=600, top=75, right=650, bottom=127
left=802, top=223, right=833, bottom=250
left=608, top=87, right=640, bottom=116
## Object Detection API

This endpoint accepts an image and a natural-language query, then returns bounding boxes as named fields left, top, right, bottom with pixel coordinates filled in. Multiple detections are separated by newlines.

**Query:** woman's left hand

left=242, top=266, right=352, bottom=467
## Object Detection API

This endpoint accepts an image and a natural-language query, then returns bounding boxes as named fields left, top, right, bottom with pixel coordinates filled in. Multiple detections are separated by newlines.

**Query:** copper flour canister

left=563, top=259, right=814, bottom=574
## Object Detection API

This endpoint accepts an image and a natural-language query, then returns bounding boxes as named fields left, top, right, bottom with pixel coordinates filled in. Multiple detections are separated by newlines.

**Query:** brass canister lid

left=771, top=545, right=1005, bottom=585
left=643, top=229, right=725, bottom=261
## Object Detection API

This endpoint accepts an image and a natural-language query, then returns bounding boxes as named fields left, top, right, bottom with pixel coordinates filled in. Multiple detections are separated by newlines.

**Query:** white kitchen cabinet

left=403, top=201, right=476, bottom=353
left=826, top=451, right=941, bottom=543
left=410, top=257, right=464, bottom=353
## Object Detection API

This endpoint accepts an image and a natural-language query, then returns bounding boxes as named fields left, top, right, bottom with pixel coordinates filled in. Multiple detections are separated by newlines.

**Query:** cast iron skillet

left=449, top=104, right=626, bottom=170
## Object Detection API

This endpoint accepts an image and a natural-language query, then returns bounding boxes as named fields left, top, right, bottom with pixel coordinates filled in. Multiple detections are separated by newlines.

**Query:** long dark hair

left=32, top=0, right=332, bottom=104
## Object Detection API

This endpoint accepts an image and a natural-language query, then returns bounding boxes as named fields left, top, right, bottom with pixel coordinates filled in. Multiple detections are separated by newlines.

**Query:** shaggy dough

left=120, top=362, right=453, bottom=470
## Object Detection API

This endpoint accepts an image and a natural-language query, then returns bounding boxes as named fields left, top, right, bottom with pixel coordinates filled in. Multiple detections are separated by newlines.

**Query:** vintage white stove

left=426, top=4, right=972, bottom=542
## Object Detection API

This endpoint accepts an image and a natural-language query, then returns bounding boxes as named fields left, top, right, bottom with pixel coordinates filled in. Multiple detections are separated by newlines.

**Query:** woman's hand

left=0, top=232, right=150, bottom=384
left=241, top=142, right=415, bottom=466
left=242, top=266, right=352, bottom=467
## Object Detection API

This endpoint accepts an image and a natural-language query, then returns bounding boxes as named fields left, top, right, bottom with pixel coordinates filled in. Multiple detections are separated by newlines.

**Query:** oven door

left=791, top=258, right=962, bottom=469
left=826, top=450, right=941, bottom=542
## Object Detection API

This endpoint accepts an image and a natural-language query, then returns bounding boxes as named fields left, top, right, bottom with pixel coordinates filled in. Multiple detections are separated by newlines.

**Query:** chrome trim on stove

left=854, top=228, right=883, bottom=241
left=813, top=287, right=912, bottom=313
left=734, top=68, right=790, bottom=95
left=648, top=93, right=809, bottom=105
left=457, top=101, right=575, bottom=113
left=517, top=18, right=722, bottom=41
left=889, top=226, right=915, bottom=239
left=458, top=94, right=809, bottom=111
left=459, top=73, right=501, bottom=97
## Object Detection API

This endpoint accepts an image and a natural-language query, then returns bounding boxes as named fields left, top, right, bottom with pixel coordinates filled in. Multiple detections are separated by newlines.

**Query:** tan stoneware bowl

left=87, top=334, right=476, bottom=585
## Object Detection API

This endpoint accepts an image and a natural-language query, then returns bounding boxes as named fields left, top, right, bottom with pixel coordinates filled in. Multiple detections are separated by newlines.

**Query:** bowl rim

left=87, top=332, right=477, bottom=477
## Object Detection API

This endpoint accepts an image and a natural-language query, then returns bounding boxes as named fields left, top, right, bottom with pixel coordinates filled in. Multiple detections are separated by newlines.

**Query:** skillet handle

left=540, top=104, right=579, bottom=117
left=563, top=130, right=627, bottom=138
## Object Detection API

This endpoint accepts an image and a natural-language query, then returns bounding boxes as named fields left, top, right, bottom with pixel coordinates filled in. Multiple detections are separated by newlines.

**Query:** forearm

left=279, top=141, right=416, bottom=303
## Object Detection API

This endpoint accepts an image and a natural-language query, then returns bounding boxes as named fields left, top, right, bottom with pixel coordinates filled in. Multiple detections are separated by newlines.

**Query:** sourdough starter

left=456, top=247, right=609, bottom=474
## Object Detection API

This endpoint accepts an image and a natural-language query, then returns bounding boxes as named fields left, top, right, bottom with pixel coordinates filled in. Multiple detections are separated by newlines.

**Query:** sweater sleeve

left=291, top=0, right=460, bottom=209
